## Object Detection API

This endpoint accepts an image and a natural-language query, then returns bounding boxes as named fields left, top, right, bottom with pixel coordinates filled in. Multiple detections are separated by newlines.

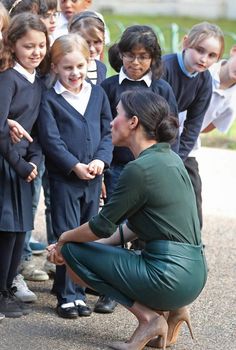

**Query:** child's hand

left=25, top=162, right=38, bottom=183
left=73, top=163, right=96, bottom=180
left=8, top=119, right=33, bottom=143
left=88, top=160, right=105, bottom=176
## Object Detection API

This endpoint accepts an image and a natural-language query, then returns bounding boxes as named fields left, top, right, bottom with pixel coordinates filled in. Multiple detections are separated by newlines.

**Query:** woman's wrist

left=58, top=234, right=67, bottom=246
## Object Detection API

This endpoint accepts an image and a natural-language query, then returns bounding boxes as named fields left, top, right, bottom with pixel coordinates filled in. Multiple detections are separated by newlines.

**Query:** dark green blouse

left=89, top=143, right=201, bottom=245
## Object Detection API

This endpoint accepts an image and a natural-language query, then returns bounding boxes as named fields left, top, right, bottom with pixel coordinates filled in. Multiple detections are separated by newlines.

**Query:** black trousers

left=0, top=232, right=25, bottom=290
left=184, top=157, right=203, bottom=229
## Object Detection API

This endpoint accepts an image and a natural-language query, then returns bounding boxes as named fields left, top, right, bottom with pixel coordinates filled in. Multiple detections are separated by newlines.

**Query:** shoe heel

left=168, top=307, right=194, bottom=346
left=185, top=317, right=194, bottom=339
left=158, top=315, right=168, bottom=350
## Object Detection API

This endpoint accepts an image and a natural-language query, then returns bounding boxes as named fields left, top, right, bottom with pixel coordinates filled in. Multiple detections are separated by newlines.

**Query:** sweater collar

left=119, top=67, right=152, bottom=86
left=177, top=52, right=198, bottom=78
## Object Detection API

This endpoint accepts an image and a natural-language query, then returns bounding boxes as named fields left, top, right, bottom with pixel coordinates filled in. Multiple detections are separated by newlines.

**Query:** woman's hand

left=8, top=119, right=33, bottom=143
left=47, top=243, right=65, bottom=265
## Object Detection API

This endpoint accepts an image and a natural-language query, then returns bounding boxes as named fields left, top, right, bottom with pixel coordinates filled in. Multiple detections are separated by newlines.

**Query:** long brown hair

left=0, top=12, right=50, bottom=74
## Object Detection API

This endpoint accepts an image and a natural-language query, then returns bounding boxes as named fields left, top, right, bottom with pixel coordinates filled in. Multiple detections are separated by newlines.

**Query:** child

left=0, top=12, right=49, bottom=318
left=53, top=0, right=110, bottom=48
left=68, top=10, right=106, bottom=85
left=40, top=0, right=58, bottom=44
left=37, top=33, right=113, bottom=319
left=53, top=0, right=92, bottom=39
left=179, top=44, right=236, bottom=229
left=162, top=22, right=225, bottom=162
left=102, top=24, right=179, bottom=202
left=96, top=24, right=179, bottom=314
left=161, top=22, right=224, bottom=231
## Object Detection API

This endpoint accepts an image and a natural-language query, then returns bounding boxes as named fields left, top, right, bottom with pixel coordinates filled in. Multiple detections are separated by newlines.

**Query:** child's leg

left=184, top=157, right=202, bottom=228
left=50, top=180, right=88, bottom=318
left=7, top=232, right=25, bottom=288
left=0, top=232, right=25, bottom=291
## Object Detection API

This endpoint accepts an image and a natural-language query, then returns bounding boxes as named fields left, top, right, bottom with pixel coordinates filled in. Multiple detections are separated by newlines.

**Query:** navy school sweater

left=0, top=69, right=43, bottom=178
left=162, top=53, right=212, bottom=160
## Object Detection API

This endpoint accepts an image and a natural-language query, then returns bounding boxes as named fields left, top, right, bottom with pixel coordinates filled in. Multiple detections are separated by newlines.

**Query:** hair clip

left=9, top=0, right=23, bottom=15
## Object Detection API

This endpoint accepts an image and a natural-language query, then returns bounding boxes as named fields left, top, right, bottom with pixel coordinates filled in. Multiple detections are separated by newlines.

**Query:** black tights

left=0, top=232, right=25, bottom=291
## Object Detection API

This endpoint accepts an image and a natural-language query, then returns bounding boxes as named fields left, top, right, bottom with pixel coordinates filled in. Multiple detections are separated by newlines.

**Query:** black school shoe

left=75, top=300, right=92, bottom=317
left=56, top=303, right=78, bottom=319
left=94, top=295, right=118, bottom=314
left=0, top=290, right=23, bottom=318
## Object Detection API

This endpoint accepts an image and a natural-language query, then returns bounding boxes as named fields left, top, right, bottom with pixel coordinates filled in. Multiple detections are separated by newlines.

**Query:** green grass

left=102, top=13, right=236, bottom=148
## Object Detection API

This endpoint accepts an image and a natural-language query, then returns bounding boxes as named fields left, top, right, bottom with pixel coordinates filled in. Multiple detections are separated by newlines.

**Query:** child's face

left=12, top=30, right=47, bottom=73
left=40, top=10, right=58, bottom=35
left=79, top=30, right=103, bottom=59
left=183, top=36, right=221, bottom=74
left=53, top=50, right=88, bottom=93
left=60, top=0, right=92, bottom=20
left=122, top=45, right=152, bottom=80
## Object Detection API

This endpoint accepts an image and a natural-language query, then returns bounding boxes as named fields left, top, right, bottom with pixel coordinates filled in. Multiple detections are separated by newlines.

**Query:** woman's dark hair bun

left=156, top=115, right=179, bottom=144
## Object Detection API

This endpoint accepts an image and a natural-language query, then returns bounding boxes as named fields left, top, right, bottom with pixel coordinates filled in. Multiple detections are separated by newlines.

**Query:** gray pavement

left=0, top=147, right=236, bottom=350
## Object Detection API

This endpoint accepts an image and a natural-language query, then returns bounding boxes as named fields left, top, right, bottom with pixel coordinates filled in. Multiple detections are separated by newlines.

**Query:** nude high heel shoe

left=110, top=315, right=168, bottom=350
left=147, top=306, right=194, bottom=348
left=167, top=306, right=194, bottom=346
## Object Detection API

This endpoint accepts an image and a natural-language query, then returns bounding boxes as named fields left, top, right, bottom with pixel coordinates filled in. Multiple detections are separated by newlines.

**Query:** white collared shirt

left=180, top=60, right=236, bottom=156
left=200, top=60, right=236, bottom=133
left=119, top=67, right=152, bottom=87
left=54, top=79, right=92, bottom=116
left=13, top=62, right=36, bottom=83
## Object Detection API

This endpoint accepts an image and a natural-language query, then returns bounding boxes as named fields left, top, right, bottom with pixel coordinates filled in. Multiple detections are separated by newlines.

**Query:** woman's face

left=111, top=101, right=132, bottom=146
left=52, top=50, right=88, bottom=94
left=122, top=45, right=152, bottom=80
left=12, top=29, right=47, bottom=73
left=183, top=36, right=221, bottom=73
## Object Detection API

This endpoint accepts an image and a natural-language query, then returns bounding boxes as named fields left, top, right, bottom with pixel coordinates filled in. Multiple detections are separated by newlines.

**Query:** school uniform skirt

left=0, top=158, right=33, bottom=232
left=61, top=239, right=208, bottom=310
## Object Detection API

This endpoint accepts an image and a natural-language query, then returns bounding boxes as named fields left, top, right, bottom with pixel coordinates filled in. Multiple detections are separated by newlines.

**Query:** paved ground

left=0, top=147, right=236, bottom=350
